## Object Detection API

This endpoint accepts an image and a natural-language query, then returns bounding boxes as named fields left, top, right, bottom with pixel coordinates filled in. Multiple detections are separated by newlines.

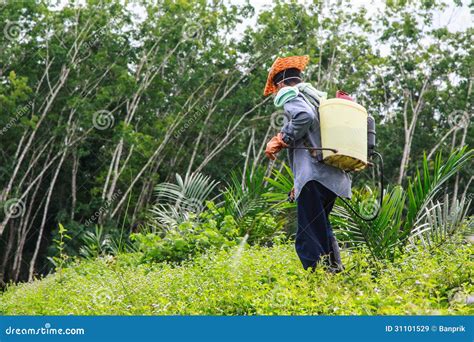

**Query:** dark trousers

left=295, top=180, right=339, bottom=270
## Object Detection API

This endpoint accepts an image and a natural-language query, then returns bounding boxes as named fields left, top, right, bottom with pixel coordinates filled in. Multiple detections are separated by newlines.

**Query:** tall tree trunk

left=0, top=223, right=16, bottom=286
left=28, top=149, right=68, bottom=281
left=452, top=79, right=472, bottom=206
left=397, top=77, right=430, bottom=184
left=0, top=66, right=70, bottom=237
left=71, top=150, right=79, bottom=220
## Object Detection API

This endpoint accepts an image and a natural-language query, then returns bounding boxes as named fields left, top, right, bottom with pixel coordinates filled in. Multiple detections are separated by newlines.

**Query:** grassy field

left=1, top=240, right=472, bottom=315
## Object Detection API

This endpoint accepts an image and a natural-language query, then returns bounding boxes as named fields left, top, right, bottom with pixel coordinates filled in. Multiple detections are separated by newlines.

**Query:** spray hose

left=338, top=151, right=384, bottom=221
left=285, top=147, right=384, bottom=221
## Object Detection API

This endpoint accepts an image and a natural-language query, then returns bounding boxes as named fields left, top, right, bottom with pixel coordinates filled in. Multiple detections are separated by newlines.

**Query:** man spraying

left=263, top=55, right=351, bottom=273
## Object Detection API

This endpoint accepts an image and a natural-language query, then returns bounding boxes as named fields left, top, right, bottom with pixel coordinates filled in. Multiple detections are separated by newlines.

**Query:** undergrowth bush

left=1, top=237, right=472, bottom=315
left=132, top=202, right=282, bottom=264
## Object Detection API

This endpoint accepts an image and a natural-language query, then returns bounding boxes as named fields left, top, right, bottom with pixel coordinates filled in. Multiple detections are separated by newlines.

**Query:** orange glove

left=288, top=187, right=295, bottom=203
left=265, top=132, right=288, bottom=160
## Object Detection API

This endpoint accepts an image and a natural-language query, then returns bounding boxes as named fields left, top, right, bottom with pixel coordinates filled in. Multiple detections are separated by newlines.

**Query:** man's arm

left=280, top=96, right=316, bottom=145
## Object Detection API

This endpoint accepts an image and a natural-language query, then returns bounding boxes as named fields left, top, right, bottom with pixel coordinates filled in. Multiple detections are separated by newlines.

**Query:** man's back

left=282, top=93, right=352, bottom=200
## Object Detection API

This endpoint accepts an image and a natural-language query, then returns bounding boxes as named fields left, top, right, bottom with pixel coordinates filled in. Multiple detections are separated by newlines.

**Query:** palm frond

left=405, top=147, right=473, bottom=231
left=409, top=193, right=472, bottom=249
left=221, top=167, right=282, bottom=242
left=150, top=172, right=219, bottom=229
left=79, top=226, right=112, bottom=259
left=263, top=163, right=295, bottom=208
left=155, top=172, right=219, bottom=205
left=332, top=186, right=406, bottom=260
left=227, top=168, right=266, bottom=214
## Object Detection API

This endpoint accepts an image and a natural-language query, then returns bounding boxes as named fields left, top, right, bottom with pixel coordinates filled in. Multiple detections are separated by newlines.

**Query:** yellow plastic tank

left=319, top=98, right=368, bottom=172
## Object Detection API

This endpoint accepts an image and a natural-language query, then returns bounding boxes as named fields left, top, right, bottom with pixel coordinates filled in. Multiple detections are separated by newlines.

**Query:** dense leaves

left=1, top=238, right=472, bottom=315
left=0, top=0, right=472, bottom=285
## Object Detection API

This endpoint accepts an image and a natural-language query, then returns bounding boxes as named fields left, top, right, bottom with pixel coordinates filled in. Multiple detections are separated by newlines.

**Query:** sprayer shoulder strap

left=298, top=90, right=320, bottom=110
left=297, top=92, right=320, bottom=128
left=295, top=93, right=323, bottom=161
left=298, top=91, right=320, bottom=125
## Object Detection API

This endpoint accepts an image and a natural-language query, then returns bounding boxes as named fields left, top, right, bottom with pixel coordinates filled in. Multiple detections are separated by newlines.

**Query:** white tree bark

left=397, top=76, right=430, bottom=184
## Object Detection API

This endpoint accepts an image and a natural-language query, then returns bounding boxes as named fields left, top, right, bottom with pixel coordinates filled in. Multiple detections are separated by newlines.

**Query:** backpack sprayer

left=290, top=90, right=384, bottom=221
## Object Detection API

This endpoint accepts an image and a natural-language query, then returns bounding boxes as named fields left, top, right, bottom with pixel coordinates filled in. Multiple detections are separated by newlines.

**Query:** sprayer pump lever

left=288, top=147, right=339, bottom=153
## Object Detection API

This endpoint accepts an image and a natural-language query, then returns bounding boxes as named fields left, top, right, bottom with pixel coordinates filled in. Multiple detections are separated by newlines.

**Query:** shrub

left=1, top=237, right=472, bottom=315
left=266, top=148, right=473, bottom=261
left=131, top=202, right=241, bottom=263
left=220, top=168, right=286, bottom=244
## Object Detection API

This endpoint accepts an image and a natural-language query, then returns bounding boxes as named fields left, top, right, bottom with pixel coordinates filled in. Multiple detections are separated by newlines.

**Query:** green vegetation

left=270, top=148, right=473, bottom=261
left=131, top=202, right=241, bottom=264
left=1, top=238, right=472, bottom=315
left=0, top=0, right=472, bottom=317
left=2, top=148, right=471, bottom=315
left=1, top=0, right=472, bottom=285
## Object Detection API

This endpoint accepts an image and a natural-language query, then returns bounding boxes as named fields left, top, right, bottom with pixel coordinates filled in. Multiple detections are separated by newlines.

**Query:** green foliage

left=1, top=238, right=472, bottom=315
left=150, top=173, right=220, bottom=230
left=409, top=194, right=472, bottom=249
left=333, top=186, right=406, bottom=261
left=1, top=0, right=472, bottom=287
left=133, top=195, right=285, bottom=264
left=79, top=226, right=112, bottom=259
left=264, top=163, right=295, bottom=208
left=139, top=165, right=286, bottom=265
left=265, top=149, right=473, bottom=261
left=132, top=202, right=240, bottom=264
left=46, top=223, right=71, bottom=280
left=334, top=148, right=473, bottom=260
left=221, top=167, right=285, bottom=244
left=405, top=147, right=473, bottom=232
